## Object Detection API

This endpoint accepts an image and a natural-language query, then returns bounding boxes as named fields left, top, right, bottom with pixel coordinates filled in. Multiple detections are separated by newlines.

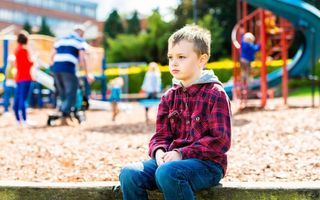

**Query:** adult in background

left=51, top=25, right=93, bottom=125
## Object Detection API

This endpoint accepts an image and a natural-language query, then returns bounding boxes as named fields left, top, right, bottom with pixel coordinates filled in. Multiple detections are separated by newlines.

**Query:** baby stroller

left=47, top=84, right=89, bottom=126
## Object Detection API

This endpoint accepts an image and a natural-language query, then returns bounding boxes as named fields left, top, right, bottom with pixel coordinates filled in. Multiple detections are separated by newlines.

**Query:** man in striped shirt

left=51, top=25, right=91, bottom=124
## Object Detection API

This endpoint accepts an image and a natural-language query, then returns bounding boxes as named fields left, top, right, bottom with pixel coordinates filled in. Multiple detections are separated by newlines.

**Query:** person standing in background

left=13, top=30, right=34, bottom=126
left=141, top=62, right=162, bottom=99
left=51, top=25, right=93, bottom=125
left=141, top=62, right=162, bottom=122
left=3, top=55, right=17, bottom=114
left=109, top=77, right=124, bottom=121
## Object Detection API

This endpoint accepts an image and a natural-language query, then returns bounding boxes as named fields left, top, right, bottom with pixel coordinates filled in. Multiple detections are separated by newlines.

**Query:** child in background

left=13, top=30, right=34, bottom=126
left=3, top=55, right=17, bottom=113
left=240, top=32, right=261, bottom=89
left=109, top=77, right=124, bottom=121
left=119, top=25, right=231, bottom=200
left=141, top=62, right=161, bottom=99
left=265, top=10, right=280, bottom=35
left=141, top=62, right=162, bottom=122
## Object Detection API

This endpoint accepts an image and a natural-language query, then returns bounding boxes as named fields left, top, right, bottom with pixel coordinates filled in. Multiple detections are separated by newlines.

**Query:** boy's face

left=167, top=40, right=208, bottom=86
left=245, top=38, right=254, bottom=43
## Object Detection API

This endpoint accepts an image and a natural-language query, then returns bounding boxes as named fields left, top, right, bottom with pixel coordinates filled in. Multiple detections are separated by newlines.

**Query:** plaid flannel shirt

left=149, top=82, right=231, bottom=176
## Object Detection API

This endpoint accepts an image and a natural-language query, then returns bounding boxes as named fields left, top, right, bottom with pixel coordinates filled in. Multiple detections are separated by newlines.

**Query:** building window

left=0, top=9, right=14, bottom=22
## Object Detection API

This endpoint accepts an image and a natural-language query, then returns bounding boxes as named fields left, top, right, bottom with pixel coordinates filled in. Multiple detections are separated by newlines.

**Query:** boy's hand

left=163, top=150, right=182, bottom=163
left=155, top=149, right=165, bottom=166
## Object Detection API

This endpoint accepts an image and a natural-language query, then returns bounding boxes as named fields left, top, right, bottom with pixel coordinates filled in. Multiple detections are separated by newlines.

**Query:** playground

left=0, top=96, right=319, bottom=183
left=0, top=0, right=319, bottom=199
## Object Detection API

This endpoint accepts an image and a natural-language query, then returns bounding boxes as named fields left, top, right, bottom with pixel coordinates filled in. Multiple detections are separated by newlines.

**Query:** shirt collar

left=173, top=82, right=204, bottom=96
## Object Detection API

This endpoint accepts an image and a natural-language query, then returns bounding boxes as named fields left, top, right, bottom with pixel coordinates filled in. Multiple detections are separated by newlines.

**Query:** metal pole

left=242, top=1, right=248, bottom=31
left=260, top=9, right=267, bottom=108
left=192, top=0, right=198, bottom=24
left=310, top=29, right=315, bottom=107
left=101, top=56, right=107, bottom=101
left=281, top=18, right=288, bottom=105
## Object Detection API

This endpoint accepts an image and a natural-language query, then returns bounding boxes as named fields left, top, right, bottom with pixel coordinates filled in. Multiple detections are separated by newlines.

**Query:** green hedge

left=91, top=61, right=320, bottom=94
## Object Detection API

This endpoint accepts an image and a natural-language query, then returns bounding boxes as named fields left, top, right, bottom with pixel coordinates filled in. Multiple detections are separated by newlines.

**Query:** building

left=0, top=0, right=102, bottom=41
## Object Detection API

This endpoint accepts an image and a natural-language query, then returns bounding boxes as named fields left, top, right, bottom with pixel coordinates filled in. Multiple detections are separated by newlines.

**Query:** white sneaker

left=22, top=120, right=37, bottom=127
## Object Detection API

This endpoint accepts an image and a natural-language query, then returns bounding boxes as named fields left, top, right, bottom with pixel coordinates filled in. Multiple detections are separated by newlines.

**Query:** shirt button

left=186, top=120, right=190, bottom=124
left=195, top=116, right=200, bottom=121
left=170, top=118, right=174, bottom=123
left=183, top=88, right=187, bottom=92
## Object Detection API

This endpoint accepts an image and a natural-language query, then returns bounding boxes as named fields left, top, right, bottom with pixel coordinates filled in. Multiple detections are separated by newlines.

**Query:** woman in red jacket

left=13, top=30, right=34, bottom=126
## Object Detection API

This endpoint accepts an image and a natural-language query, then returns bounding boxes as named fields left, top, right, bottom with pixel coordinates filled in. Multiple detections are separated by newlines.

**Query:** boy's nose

left=171, top=59, right=178, bottom=66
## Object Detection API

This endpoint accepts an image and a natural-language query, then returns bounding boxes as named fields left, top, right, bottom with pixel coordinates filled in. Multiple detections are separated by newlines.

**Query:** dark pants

left=3, top=84, right=15, bottom=112
left=53, top=72, right=78, bottom=116
left=13, top=81, right=31, bottom=122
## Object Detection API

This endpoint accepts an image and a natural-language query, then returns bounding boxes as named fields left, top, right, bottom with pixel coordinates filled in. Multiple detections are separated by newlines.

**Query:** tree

left=173, top=0, right=193, bottom=28
left=23, top=21, right=32, bottom=33
left=106, top=10, right=173, bottom=64
left=107, top=34, right=146, bottom=63
left=198, top=14, right=224, bottom=60
left=145, top=10, right=172, bottom=64
left=174, top=0, right=237, bottom=58
left=104, top=9, right=124, bottom=39
left=127, top=11, right=140, bottom=34
left=37, top=17, right=54, bottom=36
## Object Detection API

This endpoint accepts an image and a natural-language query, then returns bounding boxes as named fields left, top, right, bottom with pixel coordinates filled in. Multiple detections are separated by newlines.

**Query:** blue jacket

left=240, top=38, right=261, bottom=62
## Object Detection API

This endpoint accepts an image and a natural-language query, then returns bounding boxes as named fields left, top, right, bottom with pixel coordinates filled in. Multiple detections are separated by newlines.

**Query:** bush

left=93, top=59, right=318, bottom=94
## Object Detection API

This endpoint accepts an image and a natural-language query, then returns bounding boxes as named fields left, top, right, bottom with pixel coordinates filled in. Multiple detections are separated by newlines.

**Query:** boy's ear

left=199, top=54, right=209, bottom=66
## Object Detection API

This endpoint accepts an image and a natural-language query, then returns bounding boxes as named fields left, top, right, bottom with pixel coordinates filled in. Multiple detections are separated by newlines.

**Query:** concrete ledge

left=0, top=181, right=319, bottom=200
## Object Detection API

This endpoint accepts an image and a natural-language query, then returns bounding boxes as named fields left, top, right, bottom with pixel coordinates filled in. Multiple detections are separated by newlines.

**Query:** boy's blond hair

left=168, top=24, right=211, bottom=58
left=243, top=32, right=255, bottom=43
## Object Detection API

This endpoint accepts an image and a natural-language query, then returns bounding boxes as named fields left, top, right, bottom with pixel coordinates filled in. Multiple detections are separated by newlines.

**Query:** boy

left=240, top=32, right=261, bottom=87
left=119, top=25, right=231, bottom=200
left=239, top=32, right=260, bottom=106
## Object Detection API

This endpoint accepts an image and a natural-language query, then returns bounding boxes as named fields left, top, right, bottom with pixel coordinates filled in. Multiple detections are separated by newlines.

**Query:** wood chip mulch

left=0, top=97, right=319, bottom=182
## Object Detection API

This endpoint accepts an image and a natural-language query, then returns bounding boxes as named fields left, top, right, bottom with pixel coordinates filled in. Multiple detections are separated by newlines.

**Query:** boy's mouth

left=171, top=69, right=180, bottom=74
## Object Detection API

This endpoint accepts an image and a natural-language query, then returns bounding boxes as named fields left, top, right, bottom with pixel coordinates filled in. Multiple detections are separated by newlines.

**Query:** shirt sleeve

left=178, top=89, right=231, bottom=160
left=23, top=48, right=33, bottom=68
left=81, top=41, right=88, bottom=51
left=148, top=94, right=173, bottom=158
left=249, top=43, right=261, bottom=52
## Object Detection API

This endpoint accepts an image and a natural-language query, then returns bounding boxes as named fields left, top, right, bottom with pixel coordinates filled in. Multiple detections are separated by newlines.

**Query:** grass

left=289, top=86, right=320, bottom=97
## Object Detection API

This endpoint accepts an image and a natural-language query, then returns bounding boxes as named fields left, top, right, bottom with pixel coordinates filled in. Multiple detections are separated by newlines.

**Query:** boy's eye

left=178, top=55, right=186, bottom=59
left=167, top=56, right=172, bottom=60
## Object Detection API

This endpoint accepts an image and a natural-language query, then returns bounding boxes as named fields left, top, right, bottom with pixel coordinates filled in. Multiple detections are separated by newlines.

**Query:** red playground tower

left=232, top=0, right=294, bottom=109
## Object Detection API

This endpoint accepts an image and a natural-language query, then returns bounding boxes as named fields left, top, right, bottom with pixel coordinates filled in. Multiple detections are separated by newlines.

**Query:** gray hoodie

left=172, top=69, right=222, bottom=87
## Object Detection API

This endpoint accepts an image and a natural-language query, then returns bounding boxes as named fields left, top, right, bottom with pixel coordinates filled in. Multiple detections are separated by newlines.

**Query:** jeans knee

left=119, top=166, right=134, bottom=184
left=155, top=164, right=177, bottom=189
left=119, top=163, right=144, bottom=186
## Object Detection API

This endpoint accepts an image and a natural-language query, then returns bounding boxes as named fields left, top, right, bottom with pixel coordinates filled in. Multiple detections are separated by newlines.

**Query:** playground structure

left=0, top=33, right=108, bottom=111
left=227, top=0, right=320, bottom=108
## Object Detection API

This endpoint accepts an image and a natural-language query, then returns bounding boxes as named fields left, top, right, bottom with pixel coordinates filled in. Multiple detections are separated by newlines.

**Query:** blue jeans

left=53, top=72, right=78, bottom=116
left=13, top=81, right=31, bottom=122
left=119, top=159, right=223, bottom=200
left=3, top=85, right=15, bottom=112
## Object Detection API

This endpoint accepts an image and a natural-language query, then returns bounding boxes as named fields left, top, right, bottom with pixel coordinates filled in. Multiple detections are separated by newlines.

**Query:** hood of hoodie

left=172, top=70, right=222, bottom=87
